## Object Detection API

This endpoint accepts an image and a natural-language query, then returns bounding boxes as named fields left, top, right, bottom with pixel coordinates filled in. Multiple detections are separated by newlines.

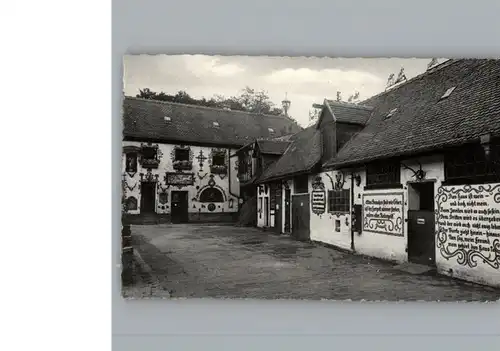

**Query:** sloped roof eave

left=256, top=162, right=319, bottom=184
left=323, top=136, right=478, bottom=169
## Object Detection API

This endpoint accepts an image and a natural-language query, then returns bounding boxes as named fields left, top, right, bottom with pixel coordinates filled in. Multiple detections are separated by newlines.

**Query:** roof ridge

left=124, top=96, right=301, bottom=122
left=359, top=58, right=458, bottom=104
left=325, top=100, right=373, bottom=111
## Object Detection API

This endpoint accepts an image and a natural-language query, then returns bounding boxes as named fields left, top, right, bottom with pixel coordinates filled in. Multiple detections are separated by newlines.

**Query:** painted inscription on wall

left=362, top=192, right=404, bottom=236
left=311, top=176, right=326, bottom=215
left=312, top=191, right=326, bottom=215
left=436, top=184, right=500, bottom=269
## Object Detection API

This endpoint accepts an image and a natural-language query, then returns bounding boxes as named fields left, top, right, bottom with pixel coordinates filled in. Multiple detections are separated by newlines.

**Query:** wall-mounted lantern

left=480, top=133, right=491, bottom=159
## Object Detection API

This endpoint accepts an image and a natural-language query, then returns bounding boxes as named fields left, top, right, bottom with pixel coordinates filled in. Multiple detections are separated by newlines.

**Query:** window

left=212, top=152, right=225, bottom=166
left=140, top=144, right=159, bottom=168
left=270, top=185, right=277, bottom=210
left=125, top=153, right=137, bottom=173
left=238, top=153, right=252, bottom=181
left=256, top=156, right=263, bottom=175
left=268, top=128, right=275, bottom=133
left=175, top=148, right=190, bottom=161
left=212, top=121, right=220, bottom=127
left=384, top=108, right=397, bottom=120
left=199, top=188, right=224, bottom=203
left=293, top=175, right=309, bottom=194
left=335, top=219, right=341, bottom=232
left=142, top=146, right=157, bottom=160
left=173, top=147, right=192, bottom=171
left=365, top=160, right=401, bottom=189
left=164, top=116, right=171, bottom=121
left=210, top=149, right=227, bottom=174
left=440, top=87, right=456, bottom=100
left=328, top=189, right=350, bottom=213
left=444, top=139, right=500, bottom=185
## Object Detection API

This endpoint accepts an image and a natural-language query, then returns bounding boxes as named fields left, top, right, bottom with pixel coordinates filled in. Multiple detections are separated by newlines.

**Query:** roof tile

left=123, top=97, right=303, bottom=147
left=324, top=59, right=500, bottom=168
left=257, top=126, right=321, bottom=182
left=325, top=100, right=373, bottom=125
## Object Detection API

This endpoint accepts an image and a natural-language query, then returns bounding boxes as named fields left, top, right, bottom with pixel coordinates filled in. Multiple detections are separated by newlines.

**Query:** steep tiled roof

left=123, top=97, right=303, bottom=147
left=324, top=59, right=500, bottom=168
left=269, top=134, right=295, bottom=141
left=325, top=100, right=373, bottom=125
left=256, top=139, right=291, bottom=155
left=257, top=126, right=321, bottom=183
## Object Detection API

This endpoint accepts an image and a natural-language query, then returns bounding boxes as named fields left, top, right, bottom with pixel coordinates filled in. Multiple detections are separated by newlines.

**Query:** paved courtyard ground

left=128, top=224, right=500, bottom=301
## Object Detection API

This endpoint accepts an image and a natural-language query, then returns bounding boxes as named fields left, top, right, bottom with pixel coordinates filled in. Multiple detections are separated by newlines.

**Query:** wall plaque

left=311, top=176, right=326, bottom=215
left=362, top=192, right=404, bottom=236
left=165, top=172, right=195, bottom=186
left=436, top=183, right=500, bottom=269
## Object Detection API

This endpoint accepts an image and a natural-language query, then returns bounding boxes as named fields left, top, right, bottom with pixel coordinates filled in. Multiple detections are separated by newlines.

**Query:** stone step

left=124, top=214, right=171, bottom=225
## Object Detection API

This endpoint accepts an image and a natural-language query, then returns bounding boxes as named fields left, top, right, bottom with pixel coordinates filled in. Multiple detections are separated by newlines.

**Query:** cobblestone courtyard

left=127, top=224, right=500, bottom=301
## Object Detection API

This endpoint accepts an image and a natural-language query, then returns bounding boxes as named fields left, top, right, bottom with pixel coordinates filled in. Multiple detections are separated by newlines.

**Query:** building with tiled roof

left=121, top=97, right=302, bottom=224
left=252, top=59, right=500, bottom=288
left=323, top=59, right=500, bottom=169
left=123, top=97, right=302, bottom=147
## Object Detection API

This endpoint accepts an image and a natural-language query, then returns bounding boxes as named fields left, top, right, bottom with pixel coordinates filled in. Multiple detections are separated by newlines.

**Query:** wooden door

left=407, top=182, right=436, bottom=266
left=284, top=188, right=291, bottom=233
left=274, top=186, right=282, bottom=234
left=264, top=197, right=269, bottom=226
left=408, top=211, right=436, bottom=265
left=291, top=194, right=310, bottom=241
left=140, top=182, right=156, bottom=213
left=171, top=191, right=189, bottom=223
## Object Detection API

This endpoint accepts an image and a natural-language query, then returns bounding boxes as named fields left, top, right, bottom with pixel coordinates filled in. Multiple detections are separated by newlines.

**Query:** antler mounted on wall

left=401, top=160, right=426, bottom=181
left=334, top=171, right=346, bottom=190
left=325, top=171, right=346, bottom=190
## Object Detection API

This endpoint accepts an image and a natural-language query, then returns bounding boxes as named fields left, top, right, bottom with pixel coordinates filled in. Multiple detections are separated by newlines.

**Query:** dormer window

left=212, top=121, right=220, bottom=127
left=164, top=116, right=171, bottom=122
left=140, top=143, right=160, bottom=169
left=440, top=86, right=456, bottom=100
left=384, top=108, right=398, bottom=120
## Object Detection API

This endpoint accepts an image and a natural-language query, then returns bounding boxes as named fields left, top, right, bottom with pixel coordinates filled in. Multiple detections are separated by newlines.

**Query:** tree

left=135, top=86, right=284, bottom=116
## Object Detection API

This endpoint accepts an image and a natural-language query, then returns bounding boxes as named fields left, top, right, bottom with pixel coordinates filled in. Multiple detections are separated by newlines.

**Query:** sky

left=123, top=55, right=445, bottom=127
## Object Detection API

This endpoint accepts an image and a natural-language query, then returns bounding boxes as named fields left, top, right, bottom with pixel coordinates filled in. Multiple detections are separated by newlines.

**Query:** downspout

left=350, top=172, right=355, bottom=252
